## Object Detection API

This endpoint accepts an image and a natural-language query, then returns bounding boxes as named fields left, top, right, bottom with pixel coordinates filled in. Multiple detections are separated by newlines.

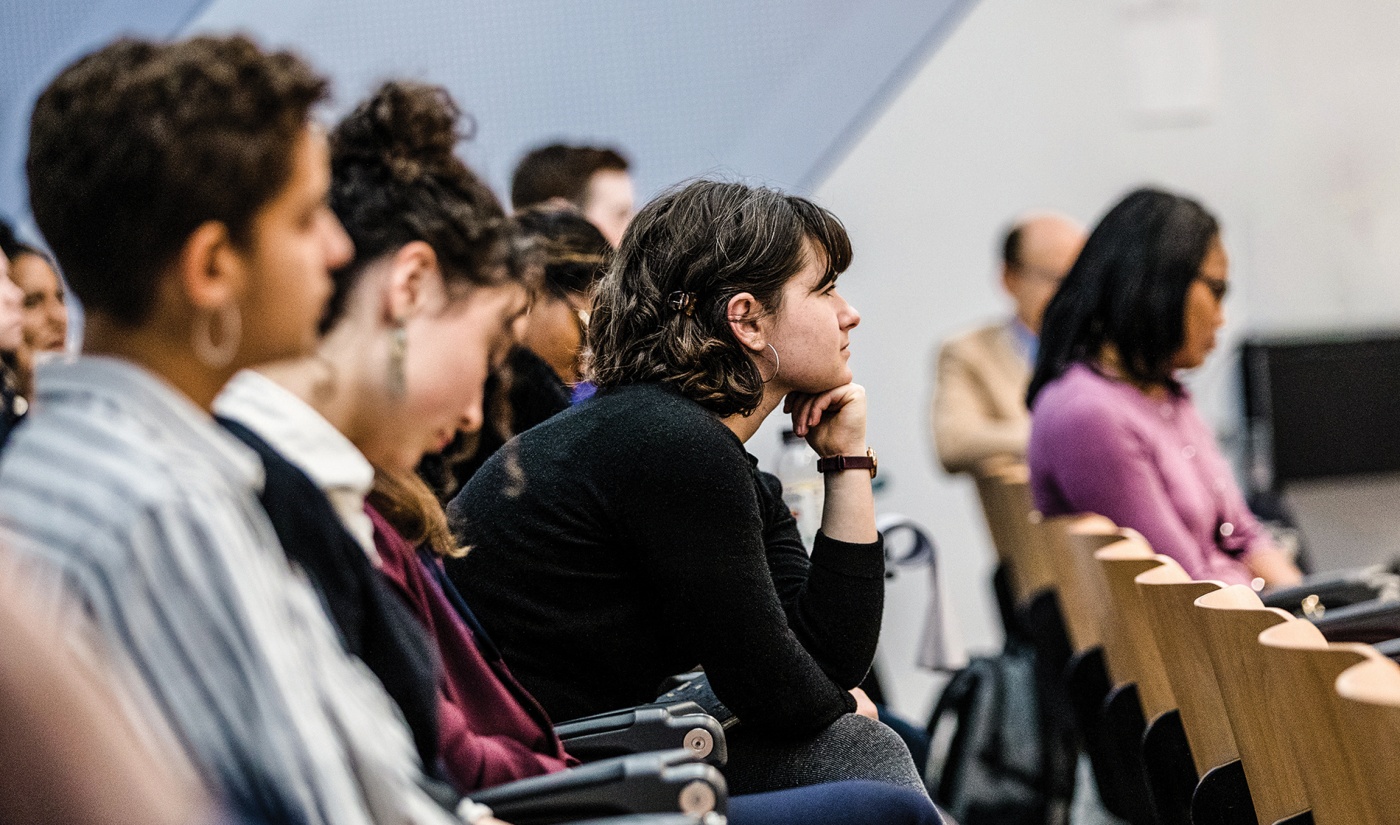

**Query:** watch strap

left=816, top=455, right=876, bottom=475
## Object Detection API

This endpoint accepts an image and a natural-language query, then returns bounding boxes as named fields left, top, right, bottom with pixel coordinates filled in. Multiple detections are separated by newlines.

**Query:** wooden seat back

left=1037, top=512, right=1116, bottom=656
left=1193, top=585, right=1307, bottom=825
left=1094, top=539, right=1176, bottom=721
left=1134, top=557, right=1237, bottom=776
left=1256, top=619, right=1382, bottom=824
left=1334, top=656, right=1400, bottom=823
left=972, top=463, right=1056, bottom=606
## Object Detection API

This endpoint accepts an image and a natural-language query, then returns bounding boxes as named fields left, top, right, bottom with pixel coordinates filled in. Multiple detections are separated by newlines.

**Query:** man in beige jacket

left=932, top=212, right=1085, bottom=473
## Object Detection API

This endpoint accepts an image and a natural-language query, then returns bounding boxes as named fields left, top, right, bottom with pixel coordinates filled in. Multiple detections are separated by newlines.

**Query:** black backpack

left=924, top=640, right=1063, bottom=825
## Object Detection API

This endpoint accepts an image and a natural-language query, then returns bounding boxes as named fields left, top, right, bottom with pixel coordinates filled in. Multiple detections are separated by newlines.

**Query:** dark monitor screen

left=1242, top=332, right=1400, bottom=486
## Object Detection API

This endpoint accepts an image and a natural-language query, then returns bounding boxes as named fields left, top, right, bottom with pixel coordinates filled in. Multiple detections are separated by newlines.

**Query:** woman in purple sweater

left=1026, top=188, right=1302, bottom=589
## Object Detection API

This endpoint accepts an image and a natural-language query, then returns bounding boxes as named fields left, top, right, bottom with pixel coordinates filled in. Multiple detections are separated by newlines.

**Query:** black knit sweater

left=445, top=382, right=885, bottom=738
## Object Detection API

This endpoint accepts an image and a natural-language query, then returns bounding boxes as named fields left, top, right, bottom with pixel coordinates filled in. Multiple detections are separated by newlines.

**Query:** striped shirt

left=0, top=356, right=461, bottom=825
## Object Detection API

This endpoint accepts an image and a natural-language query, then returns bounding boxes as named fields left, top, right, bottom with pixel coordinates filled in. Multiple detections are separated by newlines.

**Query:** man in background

left=932, top=211, right=1086, bottom=474
left=510, top=143, right=634, bottom=247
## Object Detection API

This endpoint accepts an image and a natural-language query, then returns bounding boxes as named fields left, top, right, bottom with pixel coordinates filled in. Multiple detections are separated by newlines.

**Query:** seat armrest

left=554, top=703, right=726, bottom=766
left=470, top=749, right=726, bottom=825
left=1373, top=636, right=1400, bottom=662
left=565, top=812, right=716, bottom=817
left=1264, top=564, right=1400, bottom=615
left=1311, top=598, right=1400, bottom=645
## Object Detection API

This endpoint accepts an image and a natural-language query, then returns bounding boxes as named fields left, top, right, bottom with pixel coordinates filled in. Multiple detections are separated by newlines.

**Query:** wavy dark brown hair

left=587, top=180, right=852, bottom=417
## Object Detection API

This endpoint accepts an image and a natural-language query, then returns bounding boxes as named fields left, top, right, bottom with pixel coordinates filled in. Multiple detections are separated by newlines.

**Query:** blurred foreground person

left=0, top=35, right=489, bottom=824
left=0, top=564, right=209, bottom=825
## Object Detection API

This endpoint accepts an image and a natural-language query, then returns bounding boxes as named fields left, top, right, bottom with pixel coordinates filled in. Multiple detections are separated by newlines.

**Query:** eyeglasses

left=1197, top=275, right=1229, bottom=302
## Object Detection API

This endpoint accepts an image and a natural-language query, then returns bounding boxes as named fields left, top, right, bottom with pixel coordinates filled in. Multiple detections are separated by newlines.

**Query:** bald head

left=1001, top=211, right=1085, bottom=334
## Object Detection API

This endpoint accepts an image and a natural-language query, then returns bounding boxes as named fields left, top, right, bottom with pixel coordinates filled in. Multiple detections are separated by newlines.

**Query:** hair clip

left=667, top=291, right=697, bottom=316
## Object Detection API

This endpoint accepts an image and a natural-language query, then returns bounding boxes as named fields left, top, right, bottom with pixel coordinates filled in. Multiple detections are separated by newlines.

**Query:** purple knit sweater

left=1028, top=363, right=1263, bottom=585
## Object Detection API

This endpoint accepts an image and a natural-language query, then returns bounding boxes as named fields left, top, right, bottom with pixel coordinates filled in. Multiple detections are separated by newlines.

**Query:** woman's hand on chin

left=784, top=383, right=868, bottom=458
left=849, top=686, right=879, bottom=720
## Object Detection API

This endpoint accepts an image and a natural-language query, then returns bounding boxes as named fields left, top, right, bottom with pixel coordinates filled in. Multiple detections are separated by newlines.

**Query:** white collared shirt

left=216, top=369, right=377, bottom=559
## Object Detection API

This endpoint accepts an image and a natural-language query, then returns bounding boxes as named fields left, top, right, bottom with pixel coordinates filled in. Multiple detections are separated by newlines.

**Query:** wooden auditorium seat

left=1255, top=618, right=1383, bottom=824
left=972, top=462, right=1056, bottom=609
left=1134, top=559, right=1234, bottom=768
left=1334, top=656, right=1400, bottom=822
left=1193, top=586, right=1308, bottom=825
left=1095, top=542, right=1194, bottom=825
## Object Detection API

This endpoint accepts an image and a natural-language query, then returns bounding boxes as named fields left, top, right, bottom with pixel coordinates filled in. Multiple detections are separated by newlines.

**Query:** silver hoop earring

left=388, top=322, right=408, bottom=398
left=191, top=303, right=242, bottom=368
left=759, top=343, right=780, bottom=384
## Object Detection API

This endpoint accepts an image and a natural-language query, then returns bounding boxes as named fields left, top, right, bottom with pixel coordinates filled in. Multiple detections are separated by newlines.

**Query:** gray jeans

left=723, top=713, right=930, bottom=797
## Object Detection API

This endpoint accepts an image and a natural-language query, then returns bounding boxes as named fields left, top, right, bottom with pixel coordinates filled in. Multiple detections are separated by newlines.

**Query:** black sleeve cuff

left=809, top=530, right=885, bottom=580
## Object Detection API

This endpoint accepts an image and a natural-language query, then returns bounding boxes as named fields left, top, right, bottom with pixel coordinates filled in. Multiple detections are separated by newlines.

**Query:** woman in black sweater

left=448, top=180, right=919, bottom=795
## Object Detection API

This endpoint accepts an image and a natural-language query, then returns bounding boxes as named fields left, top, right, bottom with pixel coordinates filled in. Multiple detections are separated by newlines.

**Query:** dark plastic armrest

left=554, top=702, right=727, bottom=766
left=1373, top=637, right=1400, bottom=662
left=655, top=671, right=705, bottom=695
left=565, top=812, right=716, bottom=817
left=470, top=749, right=726, bottom=825
left=1263, top=564, right=1400, bottom=615
left=1311, top=598, right=1400, bottom=645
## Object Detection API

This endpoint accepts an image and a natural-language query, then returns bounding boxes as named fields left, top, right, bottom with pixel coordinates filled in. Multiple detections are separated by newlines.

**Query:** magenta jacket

left=369, top=506, right=579, bottom=792
left=1028, top=363, right=1265, bottom=586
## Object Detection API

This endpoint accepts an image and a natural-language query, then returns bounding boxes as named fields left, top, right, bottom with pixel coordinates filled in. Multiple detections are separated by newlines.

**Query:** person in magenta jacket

left=1027, top=188, right=1302, bottom=590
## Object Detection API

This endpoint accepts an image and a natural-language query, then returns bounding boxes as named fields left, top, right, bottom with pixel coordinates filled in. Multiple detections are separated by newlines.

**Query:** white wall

left=783, top=0, right=1400, bottom=720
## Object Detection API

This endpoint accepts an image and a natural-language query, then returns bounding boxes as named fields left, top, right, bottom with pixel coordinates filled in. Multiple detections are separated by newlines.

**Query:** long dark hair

left=1026, top=187, right=1219, bottom=406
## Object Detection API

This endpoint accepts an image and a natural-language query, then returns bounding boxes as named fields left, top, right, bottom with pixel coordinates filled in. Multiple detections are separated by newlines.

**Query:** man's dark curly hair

left=27, top=35, right=328, bottom=326
left=325, top=80, right=531, bottom=332
left=588, top=180, right=852, bottom=417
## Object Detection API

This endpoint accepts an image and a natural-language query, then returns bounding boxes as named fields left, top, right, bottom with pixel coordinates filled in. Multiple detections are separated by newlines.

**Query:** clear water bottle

left=776, top=429, right=824, bottom=550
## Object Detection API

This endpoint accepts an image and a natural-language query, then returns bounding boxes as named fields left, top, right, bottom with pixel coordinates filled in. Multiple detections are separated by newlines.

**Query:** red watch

left=816, top=447, right=878, bottom=479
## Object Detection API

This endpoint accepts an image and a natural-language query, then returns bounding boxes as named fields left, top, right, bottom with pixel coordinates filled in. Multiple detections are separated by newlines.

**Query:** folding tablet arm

left=1309, top=597, right=1400, bottom=645
left=470, top=749, right=727, bottom=825
left=568, top=812, right=722, bottom=817
left=1263, top=563, right=1400, bottom=616
left=554, top=701, right=726, bottom=766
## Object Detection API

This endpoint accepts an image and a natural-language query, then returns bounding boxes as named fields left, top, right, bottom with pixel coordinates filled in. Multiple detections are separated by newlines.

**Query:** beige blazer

left=931, top=321, right=1032, bottom=473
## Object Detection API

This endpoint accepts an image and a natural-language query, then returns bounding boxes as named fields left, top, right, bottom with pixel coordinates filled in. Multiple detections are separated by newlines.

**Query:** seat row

left=973, top=460, right=1400, bottom=825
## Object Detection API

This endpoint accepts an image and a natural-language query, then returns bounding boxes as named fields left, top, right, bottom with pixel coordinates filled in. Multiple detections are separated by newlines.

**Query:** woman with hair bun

left=216, top=79, right=547, bottom=800
left=449, top=180, right=926, bottom=796
left=1027, top=187, right=1302, bottom=589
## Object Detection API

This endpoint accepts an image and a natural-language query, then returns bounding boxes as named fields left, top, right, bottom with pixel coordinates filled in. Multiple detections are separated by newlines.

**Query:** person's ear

left=175, top=221, right=245, bottom=312
left=1000, top=265, right=1019, bottom=298
left=726, top=292, right=768, bottom=353
left=382, top=241, right=441, bottom=323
